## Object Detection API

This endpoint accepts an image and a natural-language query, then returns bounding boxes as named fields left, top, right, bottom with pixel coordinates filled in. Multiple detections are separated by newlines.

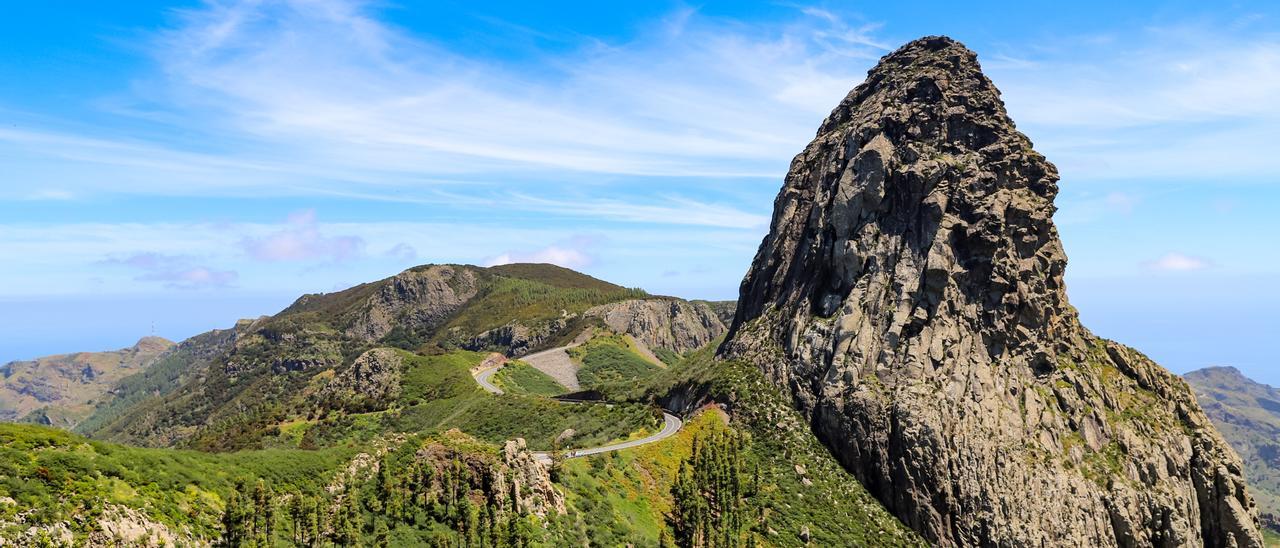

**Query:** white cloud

left=0, top=219, right=761, bottom=296
left=483, top=246, right=594, bottom=270
left=1104, top=192, right=1138, bottom=214
left=66, top=0, right=875, bottom=188
left=483, top=236, right=599, bottom=269
left=505, top=194, right=769, bottom=230
left=384, top=243, right=418, bottom=262
left=239, top=210, right=364, bottom=263
left=102, top=252, right=238, bottom=289
left=0, top=1, right=1272, bottom=211
left=1145, top=252, right=1212, bottom=272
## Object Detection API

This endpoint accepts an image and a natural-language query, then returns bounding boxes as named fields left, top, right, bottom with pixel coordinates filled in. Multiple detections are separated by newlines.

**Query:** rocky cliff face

left=345, top=265, right=480, bottom=341
left=721, top=36, right=1262, bottom=547
left=466, top=317, right=570, bottom=357
left=585, top=299, right=726, bottom=354
left=1187, top=367, right=1280, bottom=535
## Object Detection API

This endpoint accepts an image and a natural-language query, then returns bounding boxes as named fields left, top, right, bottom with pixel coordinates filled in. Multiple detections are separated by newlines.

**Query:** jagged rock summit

left=721, top=36, right=1262, bottom=547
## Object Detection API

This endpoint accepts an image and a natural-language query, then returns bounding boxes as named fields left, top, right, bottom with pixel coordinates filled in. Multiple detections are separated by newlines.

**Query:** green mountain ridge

left=71, top=263, right=720, bottom=451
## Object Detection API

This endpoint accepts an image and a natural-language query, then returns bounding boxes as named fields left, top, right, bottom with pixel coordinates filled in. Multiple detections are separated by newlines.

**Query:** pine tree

left=221, top=482, right=251, bottom=547
left=288, top=494, right=302, bottom=546
left=667, top=430, right=759, bottom=548
left=252, top=480, right=274, bottom=546
left=331, top=492, right=364, bottom=547
left=306, top=496, right=322, bottom=547
left=373, top=518, right=391, bottom=548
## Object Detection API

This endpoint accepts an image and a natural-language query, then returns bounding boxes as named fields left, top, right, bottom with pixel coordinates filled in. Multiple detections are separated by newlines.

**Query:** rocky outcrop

left=466, top=317, right=570, bottom=356
left=721, top=36, right=1262, bottom=547
left=405, top=433, right=565, bottom=519
left=318, top=348, right=404, bottom=412
left=697, top=300, right=738, bottom=327
left=346, top=265, right=480, bottom=341
left=586, top=299, right=726, bottom=354
left=501, top=438, right=566, bottom=517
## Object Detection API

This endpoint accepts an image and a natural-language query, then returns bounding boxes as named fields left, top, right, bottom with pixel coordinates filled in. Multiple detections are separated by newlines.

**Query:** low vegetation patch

left=493, top=361, right=567, bottom=397
left=570, top=335, right=662, bottom=389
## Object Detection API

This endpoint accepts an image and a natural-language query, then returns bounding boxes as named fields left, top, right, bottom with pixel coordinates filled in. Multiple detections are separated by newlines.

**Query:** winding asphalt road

left=471, top=350, right=683, bottom=462
left=474, top=365, right=504, bottom=395
left=533, top=411, right=683, bottom=463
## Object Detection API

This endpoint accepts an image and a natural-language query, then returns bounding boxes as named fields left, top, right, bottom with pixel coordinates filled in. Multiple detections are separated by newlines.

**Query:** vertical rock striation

left=721, top=36, right=1262, bottom=547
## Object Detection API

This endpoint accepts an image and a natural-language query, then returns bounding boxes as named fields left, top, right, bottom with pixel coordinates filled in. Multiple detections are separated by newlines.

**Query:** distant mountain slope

left=75, top=327, right=240, bottom=439
left=1186, top=367, right=1280, bottom=535
left=0, top=337, right=173, bottom=429
left=80, top=263, right=724, bottom=450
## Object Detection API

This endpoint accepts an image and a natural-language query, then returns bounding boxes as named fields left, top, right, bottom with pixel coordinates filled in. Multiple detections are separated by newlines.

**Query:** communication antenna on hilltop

left=151, top=322, right=155, bottom=337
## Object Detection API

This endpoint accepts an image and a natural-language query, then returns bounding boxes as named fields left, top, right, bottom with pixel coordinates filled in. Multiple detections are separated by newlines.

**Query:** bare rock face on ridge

left=585, top=299, right=727, bottom=355
left=345, top=265, right=480, bottom=341
left=720, top=36, right=1262, bottom=547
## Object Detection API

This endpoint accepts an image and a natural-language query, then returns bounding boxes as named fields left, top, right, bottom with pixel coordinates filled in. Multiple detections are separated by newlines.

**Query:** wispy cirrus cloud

left=988, top=26, right=1280, bottom=181
left=0, top=0, right=889, bottom=212
left=148, top=0, right=881, bottom=179
left=1, top=0, right=1274, bottom=216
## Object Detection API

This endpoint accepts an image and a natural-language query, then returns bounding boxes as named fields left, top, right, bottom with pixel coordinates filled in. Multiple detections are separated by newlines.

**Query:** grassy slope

left=552, top=410, right=721, bottom=545
left=493, top=361, right=567, bottom=397
left=569, top=334, right=662, bottom=390
left=1185, top=366, right=1280, bottom=534
left=1, top=332, right=920, bottom=547
left=431, top=267, right=648, bottom=348
left=280, top=350, right=656, bottom=452
left=1265, top=528, right=1280, bottom=547
left=77, top=329, right=236, bottom=437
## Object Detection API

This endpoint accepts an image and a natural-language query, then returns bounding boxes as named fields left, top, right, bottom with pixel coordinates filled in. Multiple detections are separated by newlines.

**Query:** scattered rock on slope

left=721, top=35, right=1262, bottom=547
left=317, top=347, right=404, bottom=412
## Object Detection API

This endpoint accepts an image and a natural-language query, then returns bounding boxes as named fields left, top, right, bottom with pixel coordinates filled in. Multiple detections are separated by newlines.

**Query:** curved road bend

left=534, top=411, right=683, bottom=462
left=470, top=351, right=684, bottom=462
left=474, top=365, right=504, bottom=395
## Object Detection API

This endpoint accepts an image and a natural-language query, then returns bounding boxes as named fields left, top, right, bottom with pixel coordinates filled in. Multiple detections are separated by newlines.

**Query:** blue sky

left=1, top=1, right=1278, bottom=385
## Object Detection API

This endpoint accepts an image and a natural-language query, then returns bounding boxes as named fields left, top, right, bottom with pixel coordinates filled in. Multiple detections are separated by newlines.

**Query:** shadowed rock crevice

left=722, top=35, right=1262, bottom=547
